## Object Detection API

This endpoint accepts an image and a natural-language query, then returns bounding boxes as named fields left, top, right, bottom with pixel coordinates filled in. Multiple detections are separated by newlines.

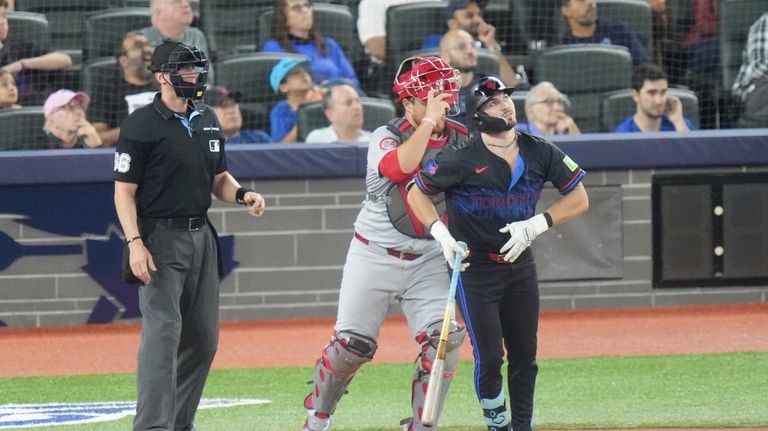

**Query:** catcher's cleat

left=399, top=417, right=413, bottom=431
left=302, top=414, right=331, bottom=431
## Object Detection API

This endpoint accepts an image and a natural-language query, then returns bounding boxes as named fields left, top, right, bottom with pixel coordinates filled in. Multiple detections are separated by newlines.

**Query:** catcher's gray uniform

left=303, top=118, right=469, bottom=431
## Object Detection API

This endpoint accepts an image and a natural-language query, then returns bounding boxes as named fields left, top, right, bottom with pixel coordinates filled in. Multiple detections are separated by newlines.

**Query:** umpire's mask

left=149, top=40, right=209, bottom=100
left=466, top=76, right=516, bottom=134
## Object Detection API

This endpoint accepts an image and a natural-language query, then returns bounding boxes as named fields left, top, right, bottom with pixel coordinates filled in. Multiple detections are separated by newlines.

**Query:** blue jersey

left=561, top=18, right=649, bottom=66
left=269, top=100, right=297, bottom=142
left=261, top=36, right=359, bottom=86
left=413, top=132, right=585, bottom=254
left=613, top=115, right=694, bottom=132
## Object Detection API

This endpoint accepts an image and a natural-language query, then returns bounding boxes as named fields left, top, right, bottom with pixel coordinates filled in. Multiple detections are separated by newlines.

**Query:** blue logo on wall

left=0, top=184, right=239, bottom=326
left=0, top=399, right=270, bottom=429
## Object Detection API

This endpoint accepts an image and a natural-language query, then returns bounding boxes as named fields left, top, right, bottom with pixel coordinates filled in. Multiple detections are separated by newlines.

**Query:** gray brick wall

left=1, top=167, right=767, bottom=328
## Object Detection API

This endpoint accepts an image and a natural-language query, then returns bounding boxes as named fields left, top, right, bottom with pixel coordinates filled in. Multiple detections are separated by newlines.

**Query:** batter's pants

left=458, top=249, right=539, bottom=431
left=133, top=222, right=219, bottom=431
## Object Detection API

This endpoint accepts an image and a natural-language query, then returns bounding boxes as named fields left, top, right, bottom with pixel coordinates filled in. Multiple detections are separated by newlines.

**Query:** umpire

left=114, top=40, right=265, bottom=431
left=407, top=76, right=589, bottom=431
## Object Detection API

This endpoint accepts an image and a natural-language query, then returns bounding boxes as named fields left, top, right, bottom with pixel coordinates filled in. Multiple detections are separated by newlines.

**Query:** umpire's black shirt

left=114, top=93, right=227, bottom=218
left=413, top=131, right=585, bottom=255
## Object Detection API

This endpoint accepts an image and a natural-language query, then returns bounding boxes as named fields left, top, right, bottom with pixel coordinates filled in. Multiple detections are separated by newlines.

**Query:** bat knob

left=456, top=241, right=467, bottom=251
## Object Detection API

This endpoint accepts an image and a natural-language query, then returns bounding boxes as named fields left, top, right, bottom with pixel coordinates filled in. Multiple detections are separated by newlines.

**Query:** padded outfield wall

left=1, top=130, right=768, bottom=328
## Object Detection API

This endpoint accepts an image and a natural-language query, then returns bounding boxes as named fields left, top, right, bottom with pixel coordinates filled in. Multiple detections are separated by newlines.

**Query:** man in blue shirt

left=613, top=64, right=694, bottom=133
left=560, top=0, right=649, bottom=67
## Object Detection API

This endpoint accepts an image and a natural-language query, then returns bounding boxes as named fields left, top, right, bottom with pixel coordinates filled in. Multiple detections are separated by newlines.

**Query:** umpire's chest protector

left=384, top=117, right=469, bottom=238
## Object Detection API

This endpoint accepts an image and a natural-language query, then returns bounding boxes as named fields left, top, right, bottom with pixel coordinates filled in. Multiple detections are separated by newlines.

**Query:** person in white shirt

left=305, top=84, right=371, bottom=144
left=356, top=0, right=442, bottom=62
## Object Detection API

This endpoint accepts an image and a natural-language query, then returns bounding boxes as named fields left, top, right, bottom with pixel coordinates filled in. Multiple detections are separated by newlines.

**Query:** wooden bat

left=421, top=241, right=466, bottom=426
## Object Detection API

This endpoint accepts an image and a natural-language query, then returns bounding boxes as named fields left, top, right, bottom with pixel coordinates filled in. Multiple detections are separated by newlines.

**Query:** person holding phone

left=613, top=63, right=694, bottom=133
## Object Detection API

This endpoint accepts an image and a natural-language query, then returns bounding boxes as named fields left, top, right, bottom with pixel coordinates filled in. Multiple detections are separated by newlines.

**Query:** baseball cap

left=148, top=40, right=183, bottom=72
left=270, top=58, right=311, bottom=93
left=205, top=86, right=241, bottom=107
left=43, top=89, right=90, bottom=119
left=444, top=0, right=487, bottom=20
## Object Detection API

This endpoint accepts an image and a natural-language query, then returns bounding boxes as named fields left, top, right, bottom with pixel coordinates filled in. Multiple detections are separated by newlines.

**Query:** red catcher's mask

left=392, top=56, right=461, bottom=116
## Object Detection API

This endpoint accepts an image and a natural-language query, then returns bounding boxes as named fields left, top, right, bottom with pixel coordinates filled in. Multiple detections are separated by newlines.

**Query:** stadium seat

left=596, top=0, right=653, bottom=54
left=200, top=0, right=265, bottom=58
left=511, top=90, right=528, bottom=125
left=257, top=3, right=362, bottom=62
left=215, top=52, right=309, bottom=107
left=83, top=7, right=151, bottom=61
left=122, top=0, right=199, bottom=14
left=6, top=12, right=51, bottom=55
left=0, top=107, right=48, bottom=151
left=719, top=0, right=768, bottom=93
left=80, top=56, right=120, bottom=106
left=600, top=87, right=700, bottom=132
left=484, top=1, right=530, bottom=55
left=386, top=2, right=449, bottom=67
left=535, top=44, right=632, bottom=133
left=296, top=97, right=396, bottom=141
left=16, top=0, right=116, bottom=52
left=404, top=47, right=501, bottom=77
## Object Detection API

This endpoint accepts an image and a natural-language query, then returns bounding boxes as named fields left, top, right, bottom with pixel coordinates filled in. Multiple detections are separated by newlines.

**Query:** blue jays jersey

left=413, top=131, right=585, bottom=255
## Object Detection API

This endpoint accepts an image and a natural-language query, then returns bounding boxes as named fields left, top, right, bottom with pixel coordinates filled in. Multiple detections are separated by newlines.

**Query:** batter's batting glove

left=430, top=220, right=469, bottom=271
left=499, top=213, right=550, bottom=263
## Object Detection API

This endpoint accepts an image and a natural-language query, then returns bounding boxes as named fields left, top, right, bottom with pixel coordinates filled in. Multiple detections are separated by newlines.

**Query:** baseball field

left=1, top=303, right=767, bottom=430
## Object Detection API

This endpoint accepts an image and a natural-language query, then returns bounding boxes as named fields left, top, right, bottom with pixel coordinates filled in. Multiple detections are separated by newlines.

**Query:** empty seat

left=0, top=107, right=48, bottom=151
left=257, top=3, right=362, bottom=61
left=719, top=0, right=768, bottom=92
left=296, top=97, right=396, bottom=141
left=386, top=2, right=448, bottom=66
left=215, top=52, right=309, bottom=107
left=535, top=44, right=633, bottom=132
left=16, top=0, right=115, bottom=52
left=597, top=0, right=653, bottom=54
left=6, top=12, right=51, bottom=55
left=83, top=7, right=151, bottom=61
left=200, top=0, right=265, bottom=58
left=600, top=87, right=700, bottom=132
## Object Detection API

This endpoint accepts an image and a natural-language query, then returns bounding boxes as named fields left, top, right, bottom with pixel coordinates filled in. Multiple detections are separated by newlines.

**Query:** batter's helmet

left=149, top=40, right=209, bottom=100
left=466, top=76, right=516, bottom=133
left=392, top=56, right=461, bottom=115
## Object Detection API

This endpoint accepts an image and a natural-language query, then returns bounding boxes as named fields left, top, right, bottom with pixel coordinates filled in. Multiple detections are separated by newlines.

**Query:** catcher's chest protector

left=384, top=117, right=469, bottom=238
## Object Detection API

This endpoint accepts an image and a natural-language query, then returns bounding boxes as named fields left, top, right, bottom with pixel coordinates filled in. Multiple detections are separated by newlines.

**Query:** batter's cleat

left=302, top=414, right=331, bottom=431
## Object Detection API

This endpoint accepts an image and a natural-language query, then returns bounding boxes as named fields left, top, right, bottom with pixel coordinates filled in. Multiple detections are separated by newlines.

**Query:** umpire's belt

left=147, top=215, right=207, bottom=231
left=354, top=232, right=421, bottom=261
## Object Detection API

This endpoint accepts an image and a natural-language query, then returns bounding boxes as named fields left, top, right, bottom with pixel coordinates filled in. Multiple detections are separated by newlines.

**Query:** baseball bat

left=421, top=241, right=466, bottom=426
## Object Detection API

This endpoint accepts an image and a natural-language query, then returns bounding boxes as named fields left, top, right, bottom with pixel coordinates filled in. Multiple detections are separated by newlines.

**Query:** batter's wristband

left=235, top=187, right=253, bottom=205
left=543, top=211, right=553, bottom=228
left=126, top=235, right=141, bottom=244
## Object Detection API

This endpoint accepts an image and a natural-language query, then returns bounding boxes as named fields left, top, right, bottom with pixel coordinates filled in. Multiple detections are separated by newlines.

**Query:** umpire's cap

left=465, top=76, right=514, bottom=114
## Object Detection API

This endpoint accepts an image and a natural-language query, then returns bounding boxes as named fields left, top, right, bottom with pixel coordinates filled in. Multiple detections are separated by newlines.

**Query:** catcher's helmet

left=149, top=40, right=209, bottom=100
left=466, top=76, right=516, bottom=133
left=392, top=56, right=461, bottom=115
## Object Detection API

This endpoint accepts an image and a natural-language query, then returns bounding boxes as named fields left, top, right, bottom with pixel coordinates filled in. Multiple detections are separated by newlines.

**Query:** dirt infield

left=1, top=302, right=766, bottom=378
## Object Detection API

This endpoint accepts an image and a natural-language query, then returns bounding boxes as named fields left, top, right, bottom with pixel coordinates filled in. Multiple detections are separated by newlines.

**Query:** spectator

left=422, top=0, right=490, bottom=49
left=269, top=57, right=325, bottom=143
left=90, top=32, right=157, bottom=147
left=261, top=0, right=358, bottom=87
left=205, top=86, right=271, bottom=144
left=305, top=83, right=371, bottom=144
left=560, top=0, right=649, bottom=66
left=516, top=81, right=580, bottom=136
left=732, top=12, right=768, bottom=126
left=141, top=0, right=213, bottom=82
left=679, top=0, right=720, bottom=129
left=356, top=0, right=442, bottom=62
left=439, top=28, right=515, bottom=127
left=613, top=64, right=693, bottom=132
left=0, top=69, right=19, bottom=108
left=0, top=0, right=73, bottom=103
left=42, top=89, right=102, bottom=148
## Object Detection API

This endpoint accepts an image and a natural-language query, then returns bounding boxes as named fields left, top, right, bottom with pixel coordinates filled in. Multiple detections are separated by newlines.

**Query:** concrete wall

left=2, top=166, right=768, bottom=328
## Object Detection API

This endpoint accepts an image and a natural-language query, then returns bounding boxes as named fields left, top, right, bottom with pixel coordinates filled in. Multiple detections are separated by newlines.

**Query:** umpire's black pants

left=458, top=248, right=539, bottom=431
left=133, top=222, right=219, bottom=431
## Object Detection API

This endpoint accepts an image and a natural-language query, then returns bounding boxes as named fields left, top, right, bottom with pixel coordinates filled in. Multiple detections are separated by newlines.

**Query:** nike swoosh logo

left=475, top=165, right=489, bottom=174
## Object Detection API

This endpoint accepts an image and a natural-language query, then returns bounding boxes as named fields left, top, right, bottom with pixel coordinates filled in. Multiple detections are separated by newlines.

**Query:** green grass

left=1, top=352, right=767, bottom=430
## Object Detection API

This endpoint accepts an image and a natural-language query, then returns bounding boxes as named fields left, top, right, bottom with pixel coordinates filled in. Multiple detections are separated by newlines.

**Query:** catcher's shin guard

left=306, top=331, right=377, bottom=416
left=480, top=391, right=510, bottom=431
left=406, top=319, right=466, bottom=431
